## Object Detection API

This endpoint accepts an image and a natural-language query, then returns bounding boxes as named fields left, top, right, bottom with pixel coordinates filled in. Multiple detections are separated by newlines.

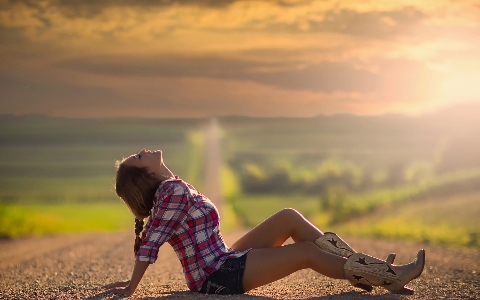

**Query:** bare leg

left=232, top=208, right=323, bottom=251
left=243, top=242, right=346, bottom=292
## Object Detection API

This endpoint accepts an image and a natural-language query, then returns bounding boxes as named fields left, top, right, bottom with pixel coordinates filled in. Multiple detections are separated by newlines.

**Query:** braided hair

left=115, top=159, right=160, bottom=256
left=134, top=218, right=144, bottom=255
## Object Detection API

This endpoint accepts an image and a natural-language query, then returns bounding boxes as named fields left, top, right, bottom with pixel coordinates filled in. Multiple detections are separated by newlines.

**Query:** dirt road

left=0, top=231, right=478, bottom=300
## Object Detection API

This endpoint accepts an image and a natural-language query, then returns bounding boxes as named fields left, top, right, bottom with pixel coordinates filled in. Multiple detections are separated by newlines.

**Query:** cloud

left=0, top=0, right=475, bottom=58
left=0, top=71, right=371, bottom=117
left=53, top=51, right=443, bottom=97
left=306, top=7, right=426, bottom=39
left=4, top=0, right=239, bottom=15
left=0, top=1, right=426, bottom=41
left=0, top=51, right=470, bottom=118
left=1, top=0, right=479, bottom=117
left=54, top=54, right=380, bottom=93
left=51, top=0, right=242, bottom=20
left=0, top=74, right=134, bottom=116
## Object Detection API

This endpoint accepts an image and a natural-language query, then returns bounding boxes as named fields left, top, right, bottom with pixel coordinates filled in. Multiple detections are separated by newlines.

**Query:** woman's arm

left=104, top=261, right=149, bottom=296
left=104, top=181, right=189, bottom=295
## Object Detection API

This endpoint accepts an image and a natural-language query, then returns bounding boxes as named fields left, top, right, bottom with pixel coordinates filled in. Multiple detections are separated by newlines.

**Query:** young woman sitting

left=104, top=148, right=425, bottom=296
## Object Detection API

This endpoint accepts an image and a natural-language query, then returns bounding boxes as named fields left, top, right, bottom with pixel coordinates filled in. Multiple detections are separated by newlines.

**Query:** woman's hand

left=103, top=281, right=135, bottom=296
left=103, top=261, right=149, bottom=296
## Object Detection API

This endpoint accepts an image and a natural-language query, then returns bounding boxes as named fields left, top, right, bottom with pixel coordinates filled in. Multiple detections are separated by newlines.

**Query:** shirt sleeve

left=136, top=181, right=190, bottom=263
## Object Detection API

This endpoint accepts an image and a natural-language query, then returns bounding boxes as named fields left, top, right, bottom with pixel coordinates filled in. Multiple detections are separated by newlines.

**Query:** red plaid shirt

left=136, top=176, right=250, bottom=291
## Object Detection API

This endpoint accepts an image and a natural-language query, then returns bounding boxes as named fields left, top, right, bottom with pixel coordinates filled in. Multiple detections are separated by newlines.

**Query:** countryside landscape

left=2, top=0, right=480, bottom=298
left=1, top=102, right=479, bottom=249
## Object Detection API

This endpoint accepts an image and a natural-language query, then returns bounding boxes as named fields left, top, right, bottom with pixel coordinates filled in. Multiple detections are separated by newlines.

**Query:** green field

left=0, top=202, right=132, bottom=238
left=225, top=169, right=480, bottom=248
left=229, top=194, right=320, bottom=228
left=1, top=113, right=480, bottom=249
left=334, top=192, right=480, bottom=248
left=0, top=117, right=209, bottom=204
left=0, top=116, right=209, bottom=237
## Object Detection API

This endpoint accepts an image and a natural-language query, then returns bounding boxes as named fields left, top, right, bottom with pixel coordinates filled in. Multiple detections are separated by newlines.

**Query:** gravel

left=0, top=231, right=478, bottom=300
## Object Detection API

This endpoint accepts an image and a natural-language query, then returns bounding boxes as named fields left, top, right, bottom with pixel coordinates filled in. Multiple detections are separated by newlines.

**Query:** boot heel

left=397, top=286, right=414, bottom=295
left=354, top=283, right=373, bottom=292
left=386, top=282, right=415, bottom=294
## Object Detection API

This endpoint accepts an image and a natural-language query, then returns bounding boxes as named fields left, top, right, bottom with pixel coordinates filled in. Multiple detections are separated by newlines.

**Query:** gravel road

left=0, top=231, right=478, bottom=300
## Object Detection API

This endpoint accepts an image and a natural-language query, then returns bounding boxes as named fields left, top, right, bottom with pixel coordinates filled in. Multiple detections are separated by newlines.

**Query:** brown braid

left=134, top=218, right=144, bottom=255
left=115, top=159, right=159, bottom=257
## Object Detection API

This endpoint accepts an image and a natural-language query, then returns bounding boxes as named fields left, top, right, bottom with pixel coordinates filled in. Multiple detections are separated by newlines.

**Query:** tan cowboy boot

left=344, top=249, right=425, bottom=294
left=314, top=232, right=396, bottom=292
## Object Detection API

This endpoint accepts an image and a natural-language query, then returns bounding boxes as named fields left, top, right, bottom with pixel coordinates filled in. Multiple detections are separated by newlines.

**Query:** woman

left=104, top=148, right=425, bottom=296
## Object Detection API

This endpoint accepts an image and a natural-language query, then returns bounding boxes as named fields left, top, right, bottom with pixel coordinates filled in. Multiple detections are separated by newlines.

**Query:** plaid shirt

left=136, top=176, right=250, bottom=291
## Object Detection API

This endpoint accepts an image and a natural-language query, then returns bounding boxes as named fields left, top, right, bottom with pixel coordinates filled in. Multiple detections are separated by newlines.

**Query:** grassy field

left=0, top=144, right=196, bottom=204
left=321, top=169, right=480, bottom=224
left=1, top=114, right=480, bottom=249
left=226, top=189, right=480, bottom=249
left=0, top=117, right=211, bottom=203
left=220, top=115, right=446, bottom=171
left=0, top=116, right=210, bottom=237
left=228, top=194, right=320, bottom=228
left=334, top=192, right=480, bottom=248
left=0, top=202, right=132, bottom=238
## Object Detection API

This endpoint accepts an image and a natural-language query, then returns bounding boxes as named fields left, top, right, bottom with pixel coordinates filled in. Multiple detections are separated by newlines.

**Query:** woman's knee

left=277, top=208, right=303, bottom=221
left=277, top=208, right=310, bottom=228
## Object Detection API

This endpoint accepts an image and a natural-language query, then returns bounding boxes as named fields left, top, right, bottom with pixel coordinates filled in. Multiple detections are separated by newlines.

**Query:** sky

left=1, top=0, right=480, bottom=118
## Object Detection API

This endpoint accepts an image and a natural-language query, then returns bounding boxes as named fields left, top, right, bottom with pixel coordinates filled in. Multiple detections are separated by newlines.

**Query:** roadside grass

left=323, top=169, right=480, bottom=224
left=228, top=194, right=319, bottom=228
left=333, top=192, right=480, bottom=248
left=5, top=191, right=478, bottom=249
left=219, top=164, right=242, bottom=233
left=222, top=154, right=321, bottom=230
left=0, top=202, right=132, bottom=238
left=227, top=170, right=480, bottom=249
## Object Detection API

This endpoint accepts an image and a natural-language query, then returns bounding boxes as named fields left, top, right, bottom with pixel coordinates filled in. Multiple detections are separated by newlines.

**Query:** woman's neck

left=157, top=163, right=175, bottom=181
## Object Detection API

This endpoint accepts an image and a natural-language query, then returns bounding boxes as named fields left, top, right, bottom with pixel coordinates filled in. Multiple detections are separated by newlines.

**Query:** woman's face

left=123, top=148, right=163, bottom=176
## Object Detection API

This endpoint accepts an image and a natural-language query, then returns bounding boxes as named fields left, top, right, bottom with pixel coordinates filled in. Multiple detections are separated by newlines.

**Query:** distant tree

left=264, top=166, right=293, bottom=193
left=320, top=185, right=348, bottom=212
left=240, top=163, right=267, bottom=193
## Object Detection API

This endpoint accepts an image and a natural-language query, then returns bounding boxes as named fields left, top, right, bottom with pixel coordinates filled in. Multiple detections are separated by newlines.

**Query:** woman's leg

left=242, top=242, right=346, bottom=292
left=231, top=208, right=323, bottom=251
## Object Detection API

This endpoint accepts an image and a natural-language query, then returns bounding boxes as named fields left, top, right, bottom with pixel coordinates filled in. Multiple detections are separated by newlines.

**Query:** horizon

left=1, top=0, right=480, bottom=118
left=1, top=100, right=478, bottom=120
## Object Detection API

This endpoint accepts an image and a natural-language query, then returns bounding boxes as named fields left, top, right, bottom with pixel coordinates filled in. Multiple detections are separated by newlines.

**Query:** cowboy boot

left=314, top=232, right=356, bottom=258
left=344, top=249, right=425, bottom=295
left=314, top=232, right=396, bottom=292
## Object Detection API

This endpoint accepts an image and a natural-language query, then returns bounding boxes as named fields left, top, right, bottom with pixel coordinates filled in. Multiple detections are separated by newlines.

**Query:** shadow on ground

left=86, top=290, right=408, bottom=300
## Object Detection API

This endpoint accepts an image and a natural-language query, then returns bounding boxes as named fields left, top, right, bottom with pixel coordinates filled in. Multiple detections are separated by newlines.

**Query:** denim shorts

left=200, top=254, right=248, bottom=295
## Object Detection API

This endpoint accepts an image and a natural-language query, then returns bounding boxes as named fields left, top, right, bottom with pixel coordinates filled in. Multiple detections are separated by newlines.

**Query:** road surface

left=0, top=231, right=479, bottom=299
